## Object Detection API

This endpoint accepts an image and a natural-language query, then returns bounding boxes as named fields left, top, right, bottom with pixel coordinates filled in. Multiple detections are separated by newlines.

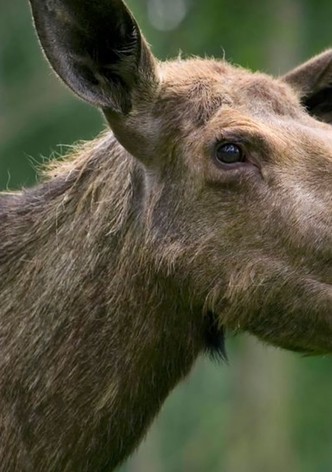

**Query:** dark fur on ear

left=283, top=49, right=332, bottom=123
left=29, top=0, right=157, bottom=114
left=304, top=86, right=332, bottom=123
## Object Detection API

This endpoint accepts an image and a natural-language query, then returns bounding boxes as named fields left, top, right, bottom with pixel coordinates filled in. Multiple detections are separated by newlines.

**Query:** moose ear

left=283, top=50, right=332, bottom=124
left=28, top=0, right=158, bottom=114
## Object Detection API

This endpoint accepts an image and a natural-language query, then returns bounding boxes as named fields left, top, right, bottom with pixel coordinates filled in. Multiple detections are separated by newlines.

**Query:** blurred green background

left=1, top=1, right=332, bottom=471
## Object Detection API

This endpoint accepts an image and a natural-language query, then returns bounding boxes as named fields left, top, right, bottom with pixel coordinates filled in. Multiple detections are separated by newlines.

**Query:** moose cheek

left=207, top=161, right=262, bottom=188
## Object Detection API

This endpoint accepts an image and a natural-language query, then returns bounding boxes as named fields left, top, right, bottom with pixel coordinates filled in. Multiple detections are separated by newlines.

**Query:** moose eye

left=215, top=143, right=245, bottom=165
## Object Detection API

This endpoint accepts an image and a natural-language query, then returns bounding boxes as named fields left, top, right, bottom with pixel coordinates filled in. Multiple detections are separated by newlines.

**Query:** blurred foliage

left=1, top=0, right=332, bottom=471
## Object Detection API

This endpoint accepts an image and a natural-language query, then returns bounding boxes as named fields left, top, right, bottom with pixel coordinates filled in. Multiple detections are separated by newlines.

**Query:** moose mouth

left=201, top=270, right=332, bottom=359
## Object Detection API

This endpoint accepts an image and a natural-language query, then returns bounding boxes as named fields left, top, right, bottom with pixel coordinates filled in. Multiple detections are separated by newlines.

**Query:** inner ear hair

left=283, top=49, right=332, bottom=124
left=303, top=86, right=332, bottom=123
left=28, top=0, right=157, bottom=114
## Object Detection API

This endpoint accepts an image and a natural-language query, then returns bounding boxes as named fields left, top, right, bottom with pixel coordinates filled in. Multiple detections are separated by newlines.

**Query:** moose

left=0, top=0, right=331, bottom=470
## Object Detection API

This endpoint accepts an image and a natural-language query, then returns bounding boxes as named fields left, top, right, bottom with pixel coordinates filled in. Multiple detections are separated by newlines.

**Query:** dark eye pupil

left=216, top=143, right=243, bottom=164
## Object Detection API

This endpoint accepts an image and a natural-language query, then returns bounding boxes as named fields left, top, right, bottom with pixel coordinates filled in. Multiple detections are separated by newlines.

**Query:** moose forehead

left=156, top=58, right=302, bottom=128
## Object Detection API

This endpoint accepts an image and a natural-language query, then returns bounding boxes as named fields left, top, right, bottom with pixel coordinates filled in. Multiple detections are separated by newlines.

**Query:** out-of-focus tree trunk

left=224, top=339, right=300, bottom=472
left=264, top=0, right=306, bottom=74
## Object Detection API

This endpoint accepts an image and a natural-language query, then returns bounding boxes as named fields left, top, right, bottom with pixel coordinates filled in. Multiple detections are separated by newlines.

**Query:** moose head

left=0, top=0, right=331, bottom=470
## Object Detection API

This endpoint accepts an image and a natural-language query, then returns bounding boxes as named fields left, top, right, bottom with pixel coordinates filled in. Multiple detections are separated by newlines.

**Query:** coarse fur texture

left=0, top=0, right=331, bottom=470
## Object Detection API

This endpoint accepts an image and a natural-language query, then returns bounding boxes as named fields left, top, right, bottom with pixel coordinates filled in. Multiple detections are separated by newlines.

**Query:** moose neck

left=0, top=133, right=204, bottom=471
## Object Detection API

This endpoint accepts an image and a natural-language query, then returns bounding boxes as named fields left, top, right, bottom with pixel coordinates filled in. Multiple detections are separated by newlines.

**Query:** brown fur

left=0, top=1, right=331, bottom=470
